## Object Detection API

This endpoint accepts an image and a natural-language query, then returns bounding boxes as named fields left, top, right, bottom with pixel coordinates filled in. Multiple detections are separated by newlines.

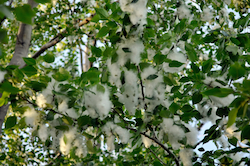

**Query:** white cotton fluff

left=23, top=107, right=40, bottom=127
left=141, top=67, right=163, bottom=98
left=59, top=128, right=77, bottom=155
left=114, top=126, right=131, bottom=144
left=230, top=153, right=246, bottom=166
left=210, top=94, right=234, bottom=107
left=120, top=0, right=148, bottom=25
left=141, top=131, right=152, bottom=148
left=147, top=49, right=155, bottom=61
left=107, top=134, right=115, bottom=151
left=162, top=49, right=186, bottom=73
left=36, top=94, right=47, bottom=108
left=201, top=7, right=214, bottom=22
left=161, top=118, right=185, bottom=150
left=225, top=123, right=241, bottom=140
left=107, top=58, right=122, bottom=88
left=84, top=85, right=112, bottom=120
left=73, top=137, right=87, bottom=157
left=177, top=5, right=191, bottom=20
left=116, top=38, right=144, bottom=66
left=179, top=148, right=193, bottom=166
left=58, top=100, right=78, bottom=119
left=0, top=70, right=6, bottom=83
left=103, top=122, right=130, bottom=147
left=117, top=70, right=138, bottom=115
left=184, top=124, right=198, bottom=146
left=38, top=124, right=48, bottom=142
left=198, top=103, right=219, bottom=124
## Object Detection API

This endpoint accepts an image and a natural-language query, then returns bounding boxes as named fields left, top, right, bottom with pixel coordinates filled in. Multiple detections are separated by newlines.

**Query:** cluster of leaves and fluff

left=1, top=0, right=250, bottom=165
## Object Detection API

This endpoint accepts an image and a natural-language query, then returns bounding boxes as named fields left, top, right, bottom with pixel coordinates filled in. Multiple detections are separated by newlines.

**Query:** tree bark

left=0, top=0, right=37, bottom=134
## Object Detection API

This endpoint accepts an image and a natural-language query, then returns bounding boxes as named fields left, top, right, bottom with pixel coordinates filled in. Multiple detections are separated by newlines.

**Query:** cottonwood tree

left=0, top=0, right=250, bottom=165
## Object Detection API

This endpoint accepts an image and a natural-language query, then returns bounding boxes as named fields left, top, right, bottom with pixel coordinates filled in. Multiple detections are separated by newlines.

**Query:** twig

left=46, top=152, right=61, bottom=166
left=78, top=43, right=84, bottom=73
left=137, top=66, right=147, bottom=110
left=148, top=147, right=168, bottom=166
left=31, top=14, right=95, bottom=59
left=112, top=108, right=180, bottom=166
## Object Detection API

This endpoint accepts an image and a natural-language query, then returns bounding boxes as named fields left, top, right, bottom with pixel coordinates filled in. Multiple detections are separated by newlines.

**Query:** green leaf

left=227, top=108, right=238, bottom=127
left=169, top=60, right=184, bottom=67
left=0, top=82, right=19, bottom=94
left=216, top=107, right=230, bottom=117
left=185, top=43, right=198, bottom=62
left=146, top=74, right=158, bottom=80
left=5, top=116, right=17, bottom=129
left=241, top=125, right=250, bottom=140
left=202, top=59, right=213, bottom=73
left=34, top=0, right=51, bottom=4
left=122, top=47, right=131, bottom=53
left=86, top=140, right=95, bottom=154
left=27, top=81, right=47, bottom=92
left=23, top=57, right=36, bottom=65
left=169, top=102, right=180, bottom=114
left=96, top=84, right=105, bottom=93
left=55, top=125, right=69, bottom=131
left=0, top=5, right=14, bottom=20
left=62, top=116, right=74, bottom=125
left=14, top=4, right=36, bottom=24
left=230, top=37, right=240, bottom=46
left=43, top=54, right=55, bottom=63
left=21, top=65, right=37, bottom=77
left=226, top=45, right=238, bottom=55
left=228, top=137, right=238, bottom=146
left=229, top=62, right=246, bottom=80
left=95, top=8, right=109, bottom=19
left=0, top=29, right=7, bottom=43
left=192, top=92, right=203, bottom=104
left=77, top=115, right=91, bottom=127
left=96, top=26, right=109, bottom=38
left=203, top=88, right=234, bottom=97
left=52, top=67, right=70, bottom=82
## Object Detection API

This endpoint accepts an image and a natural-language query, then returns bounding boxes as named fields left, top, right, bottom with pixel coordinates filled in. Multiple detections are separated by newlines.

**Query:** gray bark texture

left=0, top=0, right=37, bottom=134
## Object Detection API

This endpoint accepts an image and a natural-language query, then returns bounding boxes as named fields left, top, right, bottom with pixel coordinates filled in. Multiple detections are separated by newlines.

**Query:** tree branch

left=112, top=108, right=180, bottom=166
left=148, top=147, right=168, bottom=166
left=32, top=13, right=95, bottom=60
left=0, top=0, right=37, bottom=135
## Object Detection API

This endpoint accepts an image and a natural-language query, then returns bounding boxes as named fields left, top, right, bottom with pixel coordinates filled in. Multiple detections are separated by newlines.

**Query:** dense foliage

left=0, top=0, right=250, bottom=165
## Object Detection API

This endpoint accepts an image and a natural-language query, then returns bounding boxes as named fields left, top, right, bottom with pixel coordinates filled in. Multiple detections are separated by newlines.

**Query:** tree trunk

left=0, top=0, right=37, bottom=134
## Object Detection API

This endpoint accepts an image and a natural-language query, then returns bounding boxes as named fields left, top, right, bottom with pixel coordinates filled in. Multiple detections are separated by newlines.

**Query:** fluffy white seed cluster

left=163, top=48, right=186, bottom=73
left=59, top=127, right=87, bottom=157
left=203, top=75, right=234, bottom=107
left=120, top=0, right=148, bottom=25
left=161, top=118, right=185, bottom=150
left=141, top=131, right=152, bottom=148
left=57, top=99, right=78, bottom=119
left=201, top=7, right=214, bottom=22
left=177, top=4, right=191, bottom=20
left=0, top=70, right=6, bottom=83
left=179, top=148, right=193, bottom=166
left=116, top=37, right=144, bottom=66
left=103, top=122, right=131, bottom=151
left=38, top=124, right=48, bottom=142
left=116, top=69, right=138, bottom=115
left=107, top=58, right=122, bottom=88
left=23, top=106, right=40, bottom=128
left=84, top=84, right=112, bottom=120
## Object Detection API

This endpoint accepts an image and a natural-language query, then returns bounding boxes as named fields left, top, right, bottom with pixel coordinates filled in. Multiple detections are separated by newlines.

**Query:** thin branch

left=31, top=13, right=95, bottom=59
left=137, top=66, right=147, bottom=110
left=148, top=147, right=168, bottom=166
left=46, top=152, right=61, bottom=166
left=112, top=108, right=180, bottom=166
left=78, top=43, right=84, bottom=73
